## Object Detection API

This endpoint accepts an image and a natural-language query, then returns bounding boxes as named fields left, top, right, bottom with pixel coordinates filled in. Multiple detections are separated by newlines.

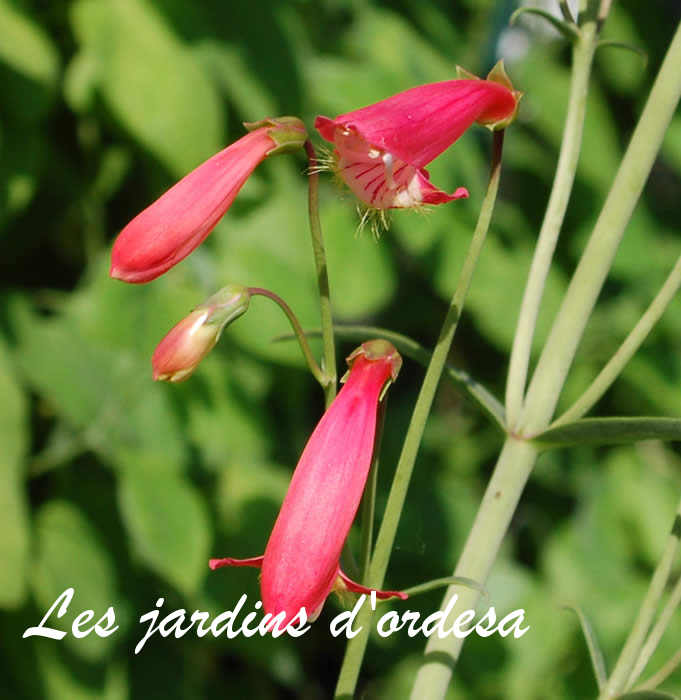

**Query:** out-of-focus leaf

left=617, top=692, right=680, bottom=700
left=118, top=471, right=210, bottom=596
left=516, top=46, right=620, bottom=192
left=598, top=5, right=647, bottom=95
left=71, top=0, right=224, bottom=176
left=0, top=337, right=29, bottom=608
left=37, top=647, right=127, bottom=700
left=196, top=41, right=277, bottom=118
left=436, top=229, right=567, bottom=352
left=15, top=311, right=186, bottom=475
left=31, top=501, right=121, bottom=662
left=323, top=198, right=396, bottom=318
left=535, top=417, right=681, bottom=449
left=0, top=0, right=59, bottom=87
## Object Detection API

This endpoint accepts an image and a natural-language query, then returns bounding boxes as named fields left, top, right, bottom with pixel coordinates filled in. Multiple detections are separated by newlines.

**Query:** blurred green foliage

left=1, top=1, right=681, bottom=698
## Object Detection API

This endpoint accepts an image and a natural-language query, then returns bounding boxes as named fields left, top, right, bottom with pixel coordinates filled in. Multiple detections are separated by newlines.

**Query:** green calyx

left=244, top=116, right=308, bottom=155
left=456, top=61, right=523, bottom=131
left=345, top=339, right=403, bottom=383
left=199, top=284, right=251, bottom=329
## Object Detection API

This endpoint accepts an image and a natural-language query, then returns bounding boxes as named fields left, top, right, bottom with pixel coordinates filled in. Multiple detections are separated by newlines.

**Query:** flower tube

left=315, top=63, right=520, bottom=210
left=210, top=340, right=407, bottom=625
left=110, top=117, right=307, bottom=283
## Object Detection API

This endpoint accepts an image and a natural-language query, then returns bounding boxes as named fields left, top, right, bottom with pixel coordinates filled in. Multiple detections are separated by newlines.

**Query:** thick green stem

left=599, top=503, right=681, bottom=698
left=505, top=20, right=599, bottom=427
left=248, top=287, right=326, bottom=386
left=305, top=140, right=337, bottom=406
left=519, top=19, right=681, bottom=435
left=409, top=437, right=537, bottom=699
left=553, top=253, right=681, bottom=426
left=334, top=130, right=505, bottom=699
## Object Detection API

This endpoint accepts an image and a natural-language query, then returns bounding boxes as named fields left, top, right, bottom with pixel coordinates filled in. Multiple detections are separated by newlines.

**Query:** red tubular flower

left=210, top=340, right=407, bottom=625
left=110, top=117, right=307, bottom=283
left=315, top=65, right=520, bottom=210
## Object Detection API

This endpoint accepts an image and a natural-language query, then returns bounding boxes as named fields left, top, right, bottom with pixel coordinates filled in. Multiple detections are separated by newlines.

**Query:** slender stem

left=599, top=504, right=681, bottom=698
left=553, top=254, right=681, bottom=426
left=248, top=287, right=326, bottom=386
left=505, top=20, right=599, bottom=427
left=359, top=399, right=387, bottom=582
left=628, top=571, right=681, bottom=690
left=519, top=19, right=681, bottom=436
left=637, top=645, right=681, bottom=692
left=334, top=130, right=506, bottom=699
left=305, top=140, right=337, bottom=407
left=409, top=437, right=537, bottom=699
left=559, top=0, right=576, bottom=23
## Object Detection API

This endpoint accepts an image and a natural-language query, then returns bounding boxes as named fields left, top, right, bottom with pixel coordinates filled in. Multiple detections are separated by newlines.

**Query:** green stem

left=552, top=253, right=681, bottom=426
left=409, top=437, right=538, bottom=699
left=305, top=140, right=337, bottom=406
left=628, top=570, right=681, bottom=690
left=519, top=19, right=681, bottom=436
left=637, top=645, right=681, bottom=692
left=505, top=19, right=599, bottom=427
left=248, top=287, right=326, bottom=386
left=599, top=504, right=681, bottom=698
left=334, top=129, right=506, bottom=699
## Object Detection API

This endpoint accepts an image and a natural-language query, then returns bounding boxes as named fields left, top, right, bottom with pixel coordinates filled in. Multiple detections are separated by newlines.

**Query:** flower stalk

left=305, top=140, right=337, bottom=406
left=248, top=287, right=326, bottom=387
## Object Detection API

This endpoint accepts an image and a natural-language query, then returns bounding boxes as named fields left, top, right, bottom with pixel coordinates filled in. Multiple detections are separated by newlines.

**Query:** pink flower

left=210, top=340, right=407, bottom=625
left=110, top=118, right=307, bottom=283
left=152, top=285, right=250, bottom=382
left=315, top=68, right=519, bottom=210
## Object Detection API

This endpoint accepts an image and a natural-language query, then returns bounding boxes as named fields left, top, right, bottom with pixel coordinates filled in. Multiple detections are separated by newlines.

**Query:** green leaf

left=617, top=692, right=680, bottom=700
left=31, top=501, right=121, bottom=662
left=534, top=417, right=681, bottom=449
left=15, top=312, right=186, bottom=475
left=323, top=199, right=396, bottom=318
left=562, top=605, right=608, bottom=690
left=509, top=7, right=579, bottom=42
left=0, top=337, right=29, bottom=608
left=0, top=0, right=59, bottom=87
left=71, top=0, right=224, bottom=176
left=118, top=471, right=210, bottom=596
left=37, top=647, right=127, bottom=700
left=400, top=576, right=487, bottom=598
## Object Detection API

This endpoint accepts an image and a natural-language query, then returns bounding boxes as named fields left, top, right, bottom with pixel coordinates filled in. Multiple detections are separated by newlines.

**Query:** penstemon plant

left=103, top=2, right=681, bottom=698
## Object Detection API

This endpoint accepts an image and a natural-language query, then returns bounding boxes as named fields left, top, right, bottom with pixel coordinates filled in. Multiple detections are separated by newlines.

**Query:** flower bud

left=152, top=284, right=250, bottom=382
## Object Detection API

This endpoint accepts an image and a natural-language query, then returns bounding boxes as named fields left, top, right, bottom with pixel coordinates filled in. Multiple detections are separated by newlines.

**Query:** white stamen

left=382, top=152, right=396, bottom=189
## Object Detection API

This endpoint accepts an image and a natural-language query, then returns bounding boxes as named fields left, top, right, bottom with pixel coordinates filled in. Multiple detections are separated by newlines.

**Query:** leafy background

left=1, top=0, right=681, bottom=698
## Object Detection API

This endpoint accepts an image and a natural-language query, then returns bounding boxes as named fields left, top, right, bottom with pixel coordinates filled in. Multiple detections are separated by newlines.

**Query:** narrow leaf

left=400, top=576, right=487, bottom=599
left=562, top=605, right=608, bottom=690
left=509, top=7, right=579, bottom=41
left=534, top=417, right=681, bottom=449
